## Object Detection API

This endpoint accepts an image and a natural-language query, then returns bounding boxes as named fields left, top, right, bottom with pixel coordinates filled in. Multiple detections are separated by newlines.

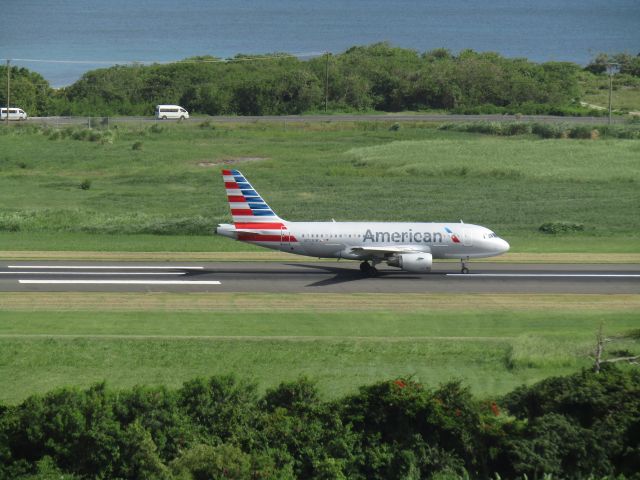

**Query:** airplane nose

left=499, top=239, right=510, bottom=253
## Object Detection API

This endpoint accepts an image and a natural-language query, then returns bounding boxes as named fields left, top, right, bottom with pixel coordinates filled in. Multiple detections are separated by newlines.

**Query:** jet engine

left=387, top=252, right=432, bottom=273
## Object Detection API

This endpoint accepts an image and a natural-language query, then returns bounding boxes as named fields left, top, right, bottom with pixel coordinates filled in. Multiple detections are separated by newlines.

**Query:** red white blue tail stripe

left=222, top=170, right=295, bottom=243
left=223, top=169, right=282, bottom=223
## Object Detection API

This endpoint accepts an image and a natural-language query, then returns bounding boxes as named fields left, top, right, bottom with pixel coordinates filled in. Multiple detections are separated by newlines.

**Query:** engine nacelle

left=387, top=252, right=433, bottom=273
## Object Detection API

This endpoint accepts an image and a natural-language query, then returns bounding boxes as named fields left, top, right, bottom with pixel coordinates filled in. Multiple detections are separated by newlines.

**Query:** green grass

left=1, top=308, right=638, bottom=404
left=0, top=231, right=258, bottom=252
left=0, top=121, right=638, bottom=252
left=580, top=72, right=640, bottom=112
left=0, top=231, right=636, bottom=254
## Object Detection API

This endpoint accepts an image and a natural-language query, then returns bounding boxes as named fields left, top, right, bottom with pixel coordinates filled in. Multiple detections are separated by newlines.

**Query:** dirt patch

left=197, top=157, right=269, bottom=167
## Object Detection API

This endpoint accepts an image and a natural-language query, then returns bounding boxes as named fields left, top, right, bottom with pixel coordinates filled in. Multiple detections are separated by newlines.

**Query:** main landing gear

left=460, top=257, right=470, bottom=274
left=360, top=261, right=379, bottom=276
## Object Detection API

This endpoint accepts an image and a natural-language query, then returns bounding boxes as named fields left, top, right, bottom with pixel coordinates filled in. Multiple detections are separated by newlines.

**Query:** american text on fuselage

left=363, top=229, right=443, bottom=244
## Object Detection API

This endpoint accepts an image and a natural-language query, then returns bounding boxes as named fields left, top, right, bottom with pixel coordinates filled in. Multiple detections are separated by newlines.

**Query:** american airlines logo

left=363, top=229, right=444, bottom=243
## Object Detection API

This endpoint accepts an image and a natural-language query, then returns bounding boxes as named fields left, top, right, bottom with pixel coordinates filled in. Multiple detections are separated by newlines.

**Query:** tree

left=0, top=66, right=53, bottom=116
left=178, top=375, right=258, bottom=444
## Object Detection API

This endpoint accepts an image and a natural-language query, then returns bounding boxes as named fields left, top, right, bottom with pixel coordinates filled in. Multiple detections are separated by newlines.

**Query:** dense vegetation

left=585, top=52, right=640, bottom=77
left=2, top=45, right=638, bottom=117
left=438, top=121, right=640, bottom=139
left=0, top=366, right=638, bottom=479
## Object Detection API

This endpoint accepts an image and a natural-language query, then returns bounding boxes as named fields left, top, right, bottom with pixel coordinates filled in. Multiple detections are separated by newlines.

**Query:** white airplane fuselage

left=216, top=169, right=509, bottom=273
left=217, top=221, right=509, bottom=260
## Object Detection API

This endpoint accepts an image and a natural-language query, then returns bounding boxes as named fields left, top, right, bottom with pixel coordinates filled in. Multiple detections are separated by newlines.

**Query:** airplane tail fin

left=222, top=169, right=286, bottom=226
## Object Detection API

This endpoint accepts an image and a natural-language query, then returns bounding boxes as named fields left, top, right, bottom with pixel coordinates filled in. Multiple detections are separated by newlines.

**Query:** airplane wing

left=350, top=245, right=431, bottom=257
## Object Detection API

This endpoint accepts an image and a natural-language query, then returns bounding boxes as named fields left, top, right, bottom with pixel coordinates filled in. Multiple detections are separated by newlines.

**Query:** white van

left=0, top=108, right=28, bottom=121
left=155, top=105, right=189, bottom=120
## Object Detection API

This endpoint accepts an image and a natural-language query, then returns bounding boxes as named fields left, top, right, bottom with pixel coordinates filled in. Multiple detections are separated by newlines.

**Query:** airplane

left=216, top=170, right=510, bottom=275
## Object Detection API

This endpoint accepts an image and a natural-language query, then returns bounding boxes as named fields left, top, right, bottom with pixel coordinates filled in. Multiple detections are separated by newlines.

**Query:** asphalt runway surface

left=0, top=261, right=638, bottom=294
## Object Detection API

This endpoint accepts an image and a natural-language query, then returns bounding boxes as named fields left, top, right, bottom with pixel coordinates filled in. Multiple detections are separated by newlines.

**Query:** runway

left=0, top=261, right=638, bottom=293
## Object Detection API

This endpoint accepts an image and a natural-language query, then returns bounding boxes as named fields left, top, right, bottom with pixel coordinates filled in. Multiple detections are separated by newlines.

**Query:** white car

left=0, top=108, right=28, bottom=121
left=155, top=105, right=189, bottom=120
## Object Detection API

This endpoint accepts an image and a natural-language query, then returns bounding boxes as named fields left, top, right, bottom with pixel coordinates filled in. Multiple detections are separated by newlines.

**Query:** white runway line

left=8, top=265, right=204, bottom=270
left=19, top=280, right=221, bottom=285
left=447, top=273, right=640, bottom=278
left=1, top=272, right=185, bottom=275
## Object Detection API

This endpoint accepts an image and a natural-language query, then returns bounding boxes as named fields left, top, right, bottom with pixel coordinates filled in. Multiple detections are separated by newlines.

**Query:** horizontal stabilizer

left=234, top=228, right=281, bottom=235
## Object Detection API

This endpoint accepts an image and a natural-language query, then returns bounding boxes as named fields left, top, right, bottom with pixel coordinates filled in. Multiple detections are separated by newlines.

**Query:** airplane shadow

left=285, top=263, right=422, bottom=287
left=183, top=263, right=425, bottom=287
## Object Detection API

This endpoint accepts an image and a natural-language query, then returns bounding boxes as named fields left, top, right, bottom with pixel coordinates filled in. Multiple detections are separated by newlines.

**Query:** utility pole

left=594, top=323, right=604, bottom=373
left=5, top=59, right=9, bottom=126
left=324, top=52, right=330, bottom=113
left=607, top=62, right=619, bottom=125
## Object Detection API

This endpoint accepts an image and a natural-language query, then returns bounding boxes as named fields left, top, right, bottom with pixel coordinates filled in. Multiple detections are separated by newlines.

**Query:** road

left=25, top=113, right=626, bottom=126
left=1, top=261, right=638, bottom=294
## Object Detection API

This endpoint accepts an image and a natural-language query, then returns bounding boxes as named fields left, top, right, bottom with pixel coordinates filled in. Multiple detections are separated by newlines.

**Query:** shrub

left=131, top=141, right=143, bottom=151
left=532, top=123, right=566, bottom=138
left=198, top=120, right=215, bottom=130
left=98, top=129, right=116, bottom=144
left=0, top=215, right=21, bottom=232
left=568, top=125, right=594, bottom=139
left=79, top=179, right=92, bottom=190
left=437, top=121, right=532, bottom=136
left=138, top=216, right=211, bottom=235
left=47, top=130, right=62, bottom=141
left=149, top=123, right=164, bottom=134
left=71, top=128, right=90, bottom=141
left=598, top=125, right=640, bottom=139
left=538, top=222, right=585, bottom=234
left=501, top=122, right=531, bottom=136
left=87, top=131, right=102, bottom=142
left=171, top=444, right=251, bottom=480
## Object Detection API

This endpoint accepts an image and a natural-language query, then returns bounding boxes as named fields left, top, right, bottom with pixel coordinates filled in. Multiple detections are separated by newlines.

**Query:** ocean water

left=2, top=0, right=639, bottom=87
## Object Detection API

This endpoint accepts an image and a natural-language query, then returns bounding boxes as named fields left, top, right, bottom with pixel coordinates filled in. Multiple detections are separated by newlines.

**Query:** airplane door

left=462, top=229, right=473, bottom=246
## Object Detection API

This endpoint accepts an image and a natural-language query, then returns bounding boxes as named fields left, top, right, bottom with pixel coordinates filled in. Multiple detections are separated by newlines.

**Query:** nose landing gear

left=460, top=257, right=470, bottom=274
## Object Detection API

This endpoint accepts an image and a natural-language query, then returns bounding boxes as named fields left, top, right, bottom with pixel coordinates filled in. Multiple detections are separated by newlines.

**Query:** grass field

left=0, top=121, right=638, bottom=253
left=580, top=72, right=640, bottom=113
left=1, top=292, right=638, bottom=404
left=1, top=121, right=638, bottom=407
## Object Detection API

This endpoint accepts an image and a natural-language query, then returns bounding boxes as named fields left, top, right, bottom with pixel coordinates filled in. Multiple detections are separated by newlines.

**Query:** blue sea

left=2, top=0, right=639, bottom=87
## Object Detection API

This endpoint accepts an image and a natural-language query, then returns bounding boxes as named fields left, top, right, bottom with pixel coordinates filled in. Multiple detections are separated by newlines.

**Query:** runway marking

left=447, top=273, right=640, bottom=278
left=18, top=280, right=221, bottom=285
left=8, top=265, right=204, bottom=270
left=2, top=271, right=185, bottom=275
